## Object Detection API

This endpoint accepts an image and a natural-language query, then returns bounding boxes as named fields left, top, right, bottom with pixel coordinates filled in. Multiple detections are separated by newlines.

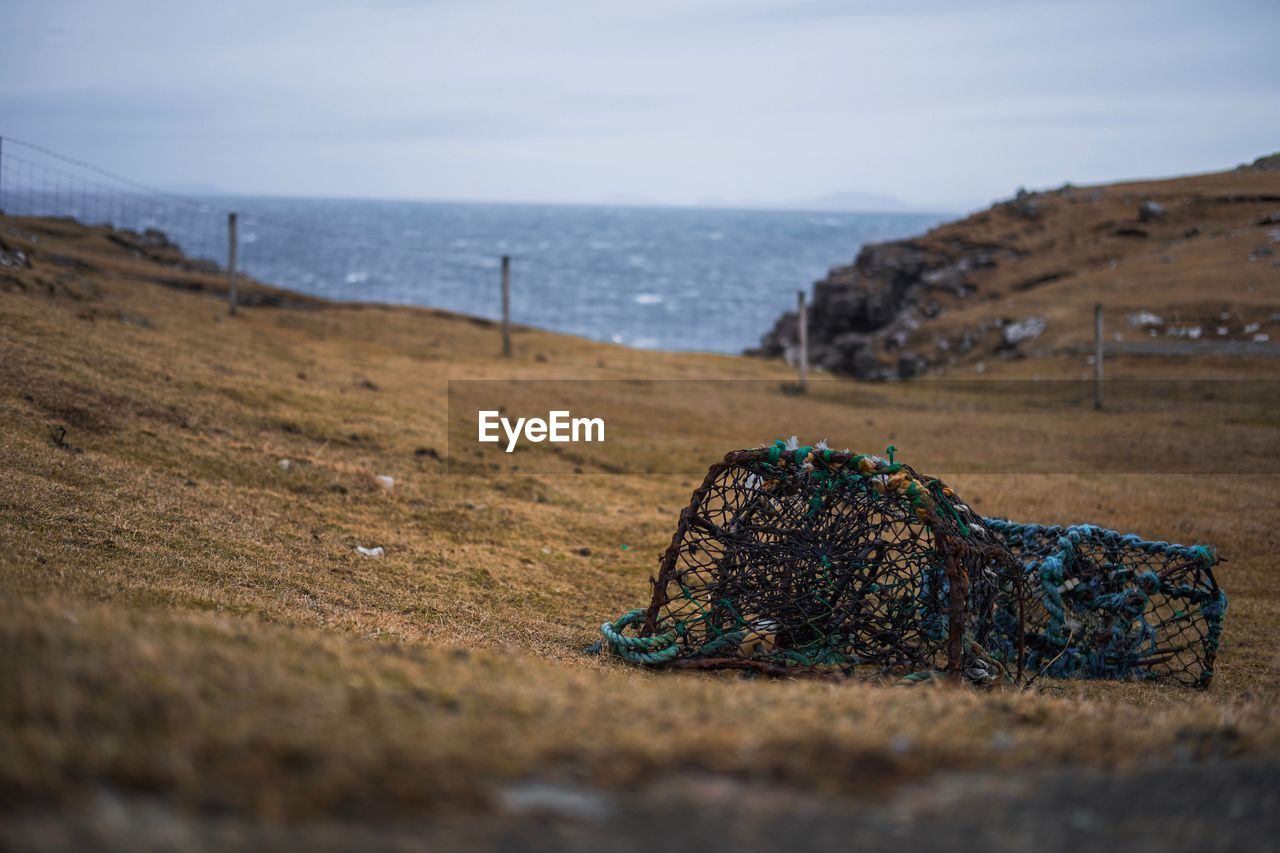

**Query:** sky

left=2, top=0, right=1278, bottom=212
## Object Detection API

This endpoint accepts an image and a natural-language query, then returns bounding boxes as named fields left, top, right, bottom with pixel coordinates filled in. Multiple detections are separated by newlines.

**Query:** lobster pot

left=986, top=520, right=1226, bottom=687
left=638, top=444, right=1021, bottom=678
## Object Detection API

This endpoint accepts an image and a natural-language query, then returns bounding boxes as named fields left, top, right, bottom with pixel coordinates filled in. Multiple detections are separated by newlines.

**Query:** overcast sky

left=2, top=0, right=1277, bottom=211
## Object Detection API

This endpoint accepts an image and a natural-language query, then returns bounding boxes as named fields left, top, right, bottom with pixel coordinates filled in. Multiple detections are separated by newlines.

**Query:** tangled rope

left=987, top=519, right=1225, bottom=686
left=599, top=609, right=681, bottom=664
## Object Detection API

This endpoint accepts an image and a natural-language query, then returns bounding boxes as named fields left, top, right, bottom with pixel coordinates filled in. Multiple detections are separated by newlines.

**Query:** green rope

left=928, top=481, right=971, bottom=536
left=767, top=439, right=786, bottom=464
left=599, top=609, right=680, bottom=664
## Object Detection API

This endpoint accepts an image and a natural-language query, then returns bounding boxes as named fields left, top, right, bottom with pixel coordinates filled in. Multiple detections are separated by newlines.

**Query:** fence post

left=501, top=254, right=512, bottom=357
left=1093, top=302, right=1103, bottom=410
left=0, top=135, right=5, bottom=213
left=227, top=212, right=238, bottom=316
left=796, top=290, right=809, bottom=392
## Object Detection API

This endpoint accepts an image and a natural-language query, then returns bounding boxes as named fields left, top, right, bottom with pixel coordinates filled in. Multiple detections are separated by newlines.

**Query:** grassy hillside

left=760, top=158, right=1280, bottom=379
left=917, top=162, right=1280, bottom=361
left=1, top=211, right=1277, bottom=843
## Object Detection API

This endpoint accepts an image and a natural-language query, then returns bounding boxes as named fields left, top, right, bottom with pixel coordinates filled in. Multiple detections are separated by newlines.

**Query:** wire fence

left=0, top=146, right=229, bottom=267
left=0, top=137, right=942, bottom=353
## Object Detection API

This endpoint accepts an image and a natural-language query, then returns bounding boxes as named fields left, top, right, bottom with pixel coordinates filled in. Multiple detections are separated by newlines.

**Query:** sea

left=12, top=185, right=943, bottom=352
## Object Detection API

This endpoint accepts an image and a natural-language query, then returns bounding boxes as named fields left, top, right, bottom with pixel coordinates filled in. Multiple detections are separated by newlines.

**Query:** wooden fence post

left=797, top=290, right=809, bottom=392
left=227, top=212, right=238, bottom=316
left=1093, top=302, right=1103, bottom=410
left=501, top=254, right=512, bottom=357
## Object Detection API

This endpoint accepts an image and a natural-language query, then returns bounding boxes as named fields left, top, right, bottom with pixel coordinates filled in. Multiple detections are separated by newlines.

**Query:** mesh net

left=603, top=441, right=1023, bottom=681
left=598, top=442, right=1226, bottom=687
left=986, top=520, right=1226, bottom=687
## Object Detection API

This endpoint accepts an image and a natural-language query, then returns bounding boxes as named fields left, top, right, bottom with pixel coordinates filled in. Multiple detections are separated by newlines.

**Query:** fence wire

left=0, top=137, right=936, bottom=353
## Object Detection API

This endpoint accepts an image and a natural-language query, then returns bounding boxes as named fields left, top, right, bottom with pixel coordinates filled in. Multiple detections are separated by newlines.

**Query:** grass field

left=1, top=213, right=1278, bottom=845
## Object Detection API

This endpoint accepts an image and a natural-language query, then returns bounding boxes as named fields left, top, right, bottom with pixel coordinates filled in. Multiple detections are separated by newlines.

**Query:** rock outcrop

left=754, top=155, right=1280, bottom=379
left=755, top=234, right=1017, bottom=379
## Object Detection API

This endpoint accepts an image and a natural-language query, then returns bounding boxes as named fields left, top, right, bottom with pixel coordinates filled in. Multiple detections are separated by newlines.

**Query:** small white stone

left=501, top=782, right=610, bottom=821
left=375, top=474, right=395, bottom=491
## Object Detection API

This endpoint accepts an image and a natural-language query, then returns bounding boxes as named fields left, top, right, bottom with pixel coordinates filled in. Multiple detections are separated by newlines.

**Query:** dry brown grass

left=1, top=214, right=1278, bottom=822
left=901, top=166, right=1280, bottom=367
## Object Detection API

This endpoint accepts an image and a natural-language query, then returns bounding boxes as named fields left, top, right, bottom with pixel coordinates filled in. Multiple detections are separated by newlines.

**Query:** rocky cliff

left=756, top=154, right=1280, bottom=378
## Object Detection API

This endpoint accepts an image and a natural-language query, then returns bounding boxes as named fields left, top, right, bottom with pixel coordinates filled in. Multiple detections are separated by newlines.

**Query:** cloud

left=0, top=90, right=205, bottom=124
left=1, top=0, right=1277, bottom=207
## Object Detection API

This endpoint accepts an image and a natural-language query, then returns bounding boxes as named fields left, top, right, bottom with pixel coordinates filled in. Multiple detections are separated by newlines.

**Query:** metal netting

left=597, top=442, right=1227, bottom=688
left=985, top=520, right=1226, bottom=687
